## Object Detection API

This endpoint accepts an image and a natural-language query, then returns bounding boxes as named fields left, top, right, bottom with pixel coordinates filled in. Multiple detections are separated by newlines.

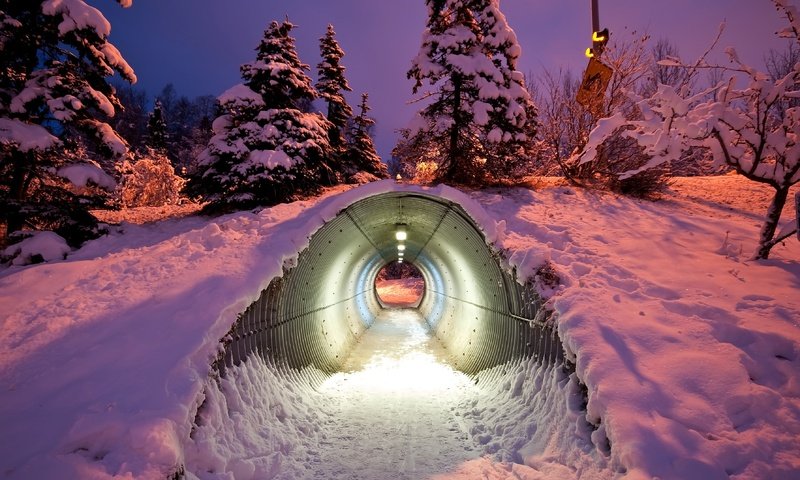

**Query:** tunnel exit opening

left=374, top=260, right=425, bottom=308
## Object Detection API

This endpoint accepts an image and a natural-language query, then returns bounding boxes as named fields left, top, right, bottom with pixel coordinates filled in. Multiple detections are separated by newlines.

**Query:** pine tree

left=0, top=1, right=135, bottom=247
left=345, top=93, right=388, bottom=181
left=405, top=0, right=536, bottom=185
left=186, top=20, right=333, bottom=211
left=316, top=23, right=353, bottom=176
left=146, top=100, right=168, bottom=152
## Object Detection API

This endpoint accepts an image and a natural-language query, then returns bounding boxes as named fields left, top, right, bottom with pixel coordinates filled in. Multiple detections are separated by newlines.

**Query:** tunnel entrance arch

left=215, top=189, right=565, bottom=376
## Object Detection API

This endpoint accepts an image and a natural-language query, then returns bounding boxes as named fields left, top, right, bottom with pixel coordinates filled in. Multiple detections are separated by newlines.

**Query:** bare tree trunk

left=754, top=186, right=790, bottom=260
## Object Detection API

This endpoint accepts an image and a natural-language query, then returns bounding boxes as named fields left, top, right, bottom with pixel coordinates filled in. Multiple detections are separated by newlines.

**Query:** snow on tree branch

left=574, top=0, right=800, bottom=259
left=0, top=118, right=60, bottom=151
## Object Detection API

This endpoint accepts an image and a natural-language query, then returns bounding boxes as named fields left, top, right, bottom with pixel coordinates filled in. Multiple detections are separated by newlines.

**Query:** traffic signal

left=585, top=28, right=609, bottom=58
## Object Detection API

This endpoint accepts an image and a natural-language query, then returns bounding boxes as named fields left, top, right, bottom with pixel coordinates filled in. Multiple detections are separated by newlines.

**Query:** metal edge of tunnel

left=207, top=190, right=576, bottom=381
left=184, top=189, right=584, bottom=480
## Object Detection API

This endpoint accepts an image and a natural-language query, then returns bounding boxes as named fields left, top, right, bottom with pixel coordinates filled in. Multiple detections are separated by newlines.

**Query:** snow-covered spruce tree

left=0, top=0, right=135, bottom=247
left=473, top=0, right=538, bottom=179
left=146, top=99, right=168, bottom=152
left=345, top=93, right=388, bottom=182
left=186, top=20, right=333, bottom=210
left=405, top=0, right=536, bottom=185
left=316, top=23, right=353, bottom=181
left=576, top=0, right=800, bottom=259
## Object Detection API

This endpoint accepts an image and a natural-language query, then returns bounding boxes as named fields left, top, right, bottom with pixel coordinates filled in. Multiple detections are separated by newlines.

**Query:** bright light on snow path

left=311, top=308, right=481, bottom=479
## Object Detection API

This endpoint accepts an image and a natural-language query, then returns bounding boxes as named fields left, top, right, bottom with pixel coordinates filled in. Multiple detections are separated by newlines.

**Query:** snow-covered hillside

left=0, top=176, right=798, bottom=479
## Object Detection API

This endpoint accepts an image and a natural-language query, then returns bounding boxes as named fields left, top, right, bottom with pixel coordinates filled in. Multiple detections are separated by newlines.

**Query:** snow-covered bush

left=414, top=161, right=440, bottom=184
left=391, top=127, right=441, bottom=183
left=118, top=149, right=185, bottom=207
left=575, top=1, right=800, bottom=259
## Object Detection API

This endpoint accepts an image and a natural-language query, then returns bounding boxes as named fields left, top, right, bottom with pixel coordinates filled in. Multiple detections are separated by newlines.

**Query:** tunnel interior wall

left=214, top=191, right=566, bottom=377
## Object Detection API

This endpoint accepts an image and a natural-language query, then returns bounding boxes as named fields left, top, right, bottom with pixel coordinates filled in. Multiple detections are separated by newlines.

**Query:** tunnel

left=214, top=190, right=567, bottom=377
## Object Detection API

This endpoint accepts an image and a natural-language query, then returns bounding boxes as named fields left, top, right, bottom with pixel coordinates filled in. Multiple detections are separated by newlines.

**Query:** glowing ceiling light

left=395, top=223, right=407, bottom=241
left=397, top=244, right=406, bottom=251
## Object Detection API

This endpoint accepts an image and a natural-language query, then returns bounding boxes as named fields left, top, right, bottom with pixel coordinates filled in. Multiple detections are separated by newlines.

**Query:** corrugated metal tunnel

left=215, top=191, right=566, bottom=376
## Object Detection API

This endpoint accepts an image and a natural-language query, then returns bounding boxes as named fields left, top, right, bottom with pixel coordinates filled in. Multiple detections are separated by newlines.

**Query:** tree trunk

left=445, top=74, right=463, bottom=182
left=5, top=153, right=30, bottom=240
left=753, top=185, right=790, bottom=260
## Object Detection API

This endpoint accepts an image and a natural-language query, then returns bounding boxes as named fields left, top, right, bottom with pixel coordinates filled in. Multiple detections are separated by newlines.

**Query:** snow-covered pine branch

left=0, top=1, right=135, bottom=248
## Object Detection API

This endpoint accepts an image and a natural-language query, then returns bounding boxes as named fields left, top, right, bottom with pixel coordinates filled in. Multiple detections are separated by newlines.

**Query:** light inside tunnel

left=319, top=310, right=472, bottom=395
left=217, top=190, right=565, bottom=377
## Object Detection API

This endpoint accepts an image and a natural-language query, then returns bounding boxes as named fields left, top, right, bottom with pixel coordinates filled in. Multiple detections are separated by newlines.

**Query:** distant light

left=398, top=244, right=406, bottom=251
left=398, top=259, right=403, bottom=263
left=395, top=229, right=407, bottom=241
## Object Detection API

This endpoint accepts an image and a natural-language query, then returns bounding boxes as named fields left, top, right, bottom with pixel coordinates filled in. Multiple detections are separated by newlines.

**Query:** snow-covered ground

left=1, top=176, right=799, bottom=479
left=186, top=308, right=604, bottom=480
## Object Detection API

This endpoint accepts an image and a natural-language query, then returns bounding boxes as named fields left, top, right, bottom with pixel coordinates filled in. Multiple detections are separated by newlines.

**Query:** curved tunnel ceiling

left=216, top=190, right=566, bottom=376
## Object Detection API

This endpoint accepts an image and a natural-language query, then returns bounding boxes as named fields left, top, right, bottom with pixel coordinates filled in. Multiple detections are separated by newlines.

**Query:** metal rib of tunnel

left=213, top=191, right=566, bottom=377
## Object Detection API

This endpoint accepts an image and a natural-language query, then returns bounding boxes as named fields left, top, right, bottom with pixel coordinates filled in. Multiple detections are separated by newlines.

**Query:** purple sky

left=103, top=0, right=791, bottom=161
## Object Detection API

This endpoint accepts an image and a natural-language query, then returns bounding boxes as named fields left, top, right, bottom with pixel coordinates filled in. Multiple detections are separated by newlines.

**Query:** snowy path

left=307, top=308, right=481, bottom=479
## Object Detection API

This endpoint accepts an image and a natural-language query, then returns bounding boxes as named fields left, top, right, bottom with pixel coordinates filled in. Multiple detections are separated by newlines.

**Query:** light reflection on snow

left=312, top=309, right=482, bottom=478
left=319, top=311, right=466, bottom=395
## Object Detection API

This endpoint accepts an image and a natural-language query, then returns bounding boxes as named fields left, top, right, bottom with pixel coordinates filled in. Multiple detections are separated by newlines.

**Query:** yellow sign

left=576, top=57, right=613, bottom=112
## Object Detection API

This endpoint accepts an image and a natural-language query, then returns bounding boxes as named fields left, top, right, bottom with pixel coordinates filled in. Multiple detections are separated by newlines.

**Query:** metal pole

left=591, top=0, right=600, bottom=33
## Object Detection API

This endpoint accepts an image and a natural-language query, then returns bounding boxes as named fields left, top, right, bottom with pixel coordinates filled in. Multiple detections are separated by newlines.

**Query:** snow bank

left=450, top=359, right=609, bottom=479
left=472, top=179, right=800, bottom=478
left=185, top=361, right=328, bottom=479
left=2, top=231, right=70, bottom=266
